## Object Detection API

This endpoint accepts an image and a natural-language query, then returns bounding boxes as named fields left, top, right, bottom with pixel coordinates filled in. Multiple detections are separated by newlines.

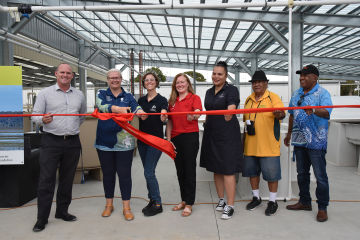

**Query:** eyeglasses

left=144, top=78, right=155, bottom=82
left=297, top=95, right=305, bottom=106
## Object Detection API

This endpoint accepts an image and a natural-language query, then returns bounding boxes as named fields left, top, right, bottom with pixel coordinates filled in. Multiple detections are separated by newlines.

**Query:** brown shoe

left=316, top=210, right=328, bottom=222
left=101, top=205, right=114, bottom=217
left=123, top=208, right=134, bottom=221
left=286, top=202, right=312, bottom=211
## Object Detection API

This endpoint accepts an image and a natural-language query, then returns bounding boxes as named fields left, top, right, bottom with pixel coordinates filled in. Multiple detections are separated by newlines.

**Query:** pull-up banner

left=0, top=66, right=24, bottom=165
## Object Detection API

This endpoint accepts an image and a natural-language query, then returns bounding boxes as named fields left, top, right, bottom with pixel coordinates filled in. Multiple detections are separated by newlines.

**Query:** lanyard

left=249, top=99, right=264, bottom=122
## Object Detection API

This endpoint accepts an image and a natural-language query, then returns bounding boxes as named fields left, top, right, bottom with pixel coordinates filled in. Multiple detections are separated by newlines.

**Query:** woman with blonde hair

left=166, top=73, right=202, bottom=217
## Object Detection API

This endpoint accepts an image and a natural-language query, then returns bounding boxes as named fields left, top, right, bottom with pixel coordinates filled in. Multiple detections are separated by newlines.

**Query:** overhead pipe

left=0, top=33, right=108, bottom=77
left=42, top=13, right=139, bottom=74
left=287, top=5, right=293, bottom=201
left=1, top=0, right=359, bottom=13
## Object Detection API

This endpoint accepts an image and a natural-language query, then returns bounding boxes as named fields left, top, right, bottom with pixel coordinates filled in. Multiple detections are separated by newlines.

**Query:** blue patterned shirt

left=288, top=83, right=332, bottom=150
left=94, top=87, right=142, bottom=151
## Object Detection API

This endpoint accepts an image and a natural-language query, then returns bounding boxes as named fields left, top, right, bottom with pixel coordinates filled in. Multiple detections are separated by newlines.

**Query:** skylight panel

left=200, top=40, right=211, bottom=49
left=78, top=11, right=95, bottom=20
left=201, top=27, right=215, bottom=39
left=150, top=16, right=166, bottom=24
left=321, top=36, right=346, bottom=46
left=306, top=26, right=326, bottom=34
left=306, top=35, right=328, bottom=46
left=154, top=24, right=171, bottom=37
left=229, top=29, right=247, bottom=42
left=77, top=18, right=97, bottom=31
left=137, top=23, right=155, bottom=35
left=166, top=17, right=182, bottom=25
left=159, top=37, right=174, bottom=47
left=313, top=5, right=336, bottom=14
left=246, top=30, right=263, bottom=43
left=198, top=56, right=207, bottom=64
left=337, top=5, right=358, bottom=14
left=173, top=38, right=186, bottom=48
left=202, top=19, right=217, bottom=28
left=146, top=36, right=161, bottom=46
left=344, top=29, right=360, bottom=36
left=326, top=27, right=344, bottom=35
left=209, top=56, right=218, bottom=63
left=186, top=26, right=197, bottom=38
left=169, top=25, right=184, bottom=38
left=239, top=21, right=253, bottom=30
left=228, top=59, right=235, bottom=65
left=77, top=30, right=96, bottom=40
left=269, top=6, right=285, bottom=12
left=263, top=44, right=279, bottom=54
left=213, top=41, right=225, bottom=50
left=132, top=14, right=150, bottom=23
left=221, top=20, right=234, bottom=29
left=167, top=53, right=179, bottom=61
left=303, top=33, right=312, bottom=41
left=238, top=43, right=251, bottom=52
left=118, top=13, right=130, bottom=22
left=216, top=28, right=231, bottom=41
left=185, top=18, right=199, bottom=26
left=225, top=41, right=238, bottom=51
left=178, top=54, right=188, bottom=62
left=97, top=12, right=116, bottom=21
left=157, top=53, right=169, bottom=61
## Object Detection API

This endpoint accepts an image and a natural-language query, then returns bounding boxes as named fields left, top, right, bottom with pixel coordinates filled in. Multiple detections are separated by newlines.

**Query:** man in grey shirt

left=31, top=63, right=86, bottom=232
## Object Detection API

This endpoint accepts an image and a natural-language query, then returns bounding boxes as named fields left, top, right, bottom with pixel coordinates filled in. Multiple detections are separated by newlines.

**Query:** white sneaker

left=215, top=199, right=226, bottom=212
left=221, top=205, right=234, bottom=220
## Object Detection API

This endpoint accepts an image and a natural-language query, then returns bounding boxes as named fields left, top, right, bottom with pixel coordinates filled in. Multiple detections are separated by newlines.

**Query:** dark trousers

left=294, top=146, right=329, bottom=210
left=96, top=149, right=134, bottom=201
left=37, top=134, right=81, bottom=221
left=171, top=132, right=199, bottom=205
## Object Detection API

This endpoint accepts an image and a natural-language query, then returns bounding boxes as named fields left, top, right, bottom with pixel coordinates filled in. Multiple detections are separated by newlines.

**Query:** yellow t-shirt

left=243, top=90, right=284, bottom=157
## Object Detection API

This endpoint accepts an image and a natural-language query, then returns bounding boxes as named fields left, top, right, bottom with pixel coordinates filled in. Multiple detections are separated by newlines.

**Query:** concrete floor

left=1, top=152, right=360, bottom=240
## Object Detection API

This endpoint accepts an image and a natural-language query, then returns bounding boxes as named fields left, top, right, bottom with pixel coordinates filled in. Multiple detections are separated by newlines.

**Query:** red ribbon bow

left=91, top=109, right=176, bottom=160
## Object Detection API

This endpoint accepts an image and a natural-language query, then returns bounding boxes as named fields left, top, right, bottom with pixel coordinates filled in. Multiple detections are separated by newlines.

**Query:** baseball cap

left=296, top=64, right=319, bottom=76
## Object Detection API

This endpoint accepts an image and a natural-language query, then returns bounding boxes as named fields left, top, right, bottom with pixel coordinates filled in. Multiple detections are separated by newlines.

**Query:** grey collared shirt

left=32, top=83, right=86, bottom=136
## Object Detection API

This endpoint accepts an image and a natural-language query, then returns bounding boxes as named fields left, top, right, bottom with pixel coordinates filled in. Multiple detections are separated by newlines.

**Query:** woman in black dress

left=200, top=61, right=243, bottom=220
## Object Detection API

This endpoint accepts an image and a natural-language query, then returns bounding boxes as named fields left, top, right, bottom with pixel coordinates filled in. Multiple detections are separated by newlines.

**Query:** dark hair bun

left=215, top=61, right=228, bottom=73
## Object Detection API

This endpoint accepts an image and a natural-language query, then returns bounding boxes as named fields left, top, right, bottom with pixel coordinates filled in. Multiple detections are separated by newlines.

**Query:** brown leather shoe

left=286, top=202, right=312, bottom=211
left=101, top=205, right=114, bottom=217
left=316, top=210, right=328, bottom=222
left=123, top=208, right=134, bottom=221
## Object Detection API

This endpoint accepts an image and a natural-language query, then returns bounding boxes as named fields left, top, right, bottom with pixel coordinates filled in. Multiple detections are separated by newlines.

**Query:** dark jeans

left=37, top=133, right=80, bottom=221
left=138, top=141, right=162, bottom=204
left=171, top=132, right=199, bottom=205
left=294, top=146, right=329, bottom=210
left=96, top=149, right=134, bottom=201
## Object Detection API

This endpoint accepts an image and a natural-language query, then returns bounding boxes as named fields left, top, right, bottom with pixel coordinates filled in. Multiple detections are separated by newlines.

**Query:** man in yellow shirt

left=243, top=70, right=285, bottom=216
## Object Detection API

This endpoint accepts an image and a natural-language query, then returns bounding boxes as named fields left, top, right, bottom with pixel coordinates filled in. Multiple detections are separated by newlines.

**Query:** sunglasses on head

left=297, top=95, right=305, bottom=106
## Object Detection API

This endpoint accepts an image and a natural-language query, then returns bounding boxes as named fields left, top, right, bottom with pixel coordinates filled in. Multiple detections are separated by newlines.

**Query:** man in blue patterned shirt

left=284, top=64, right=332, bottom=222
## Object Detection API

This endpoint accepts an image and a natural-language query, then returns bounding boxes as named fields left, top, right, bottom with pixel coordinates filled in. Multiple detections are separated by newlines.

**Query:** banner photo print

left=0, top=66, right=24, bottom=165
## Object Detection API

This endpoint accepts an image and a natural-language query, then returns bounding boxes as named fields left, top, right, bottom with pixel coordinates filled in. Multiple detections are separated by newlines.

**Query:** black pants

left=96, top=149, right=134, bottom=200
left=171, top=132, right=199, bottom=205
left=37, top=133, right=81, bottom=221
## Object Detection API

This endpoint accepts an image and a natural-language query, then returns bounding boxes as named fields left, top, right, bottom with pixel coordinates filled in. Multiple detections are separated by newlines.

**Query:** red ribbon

left=2, top=105, right=360, bottom=160
left=91, top=109, right=176, bottom=160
